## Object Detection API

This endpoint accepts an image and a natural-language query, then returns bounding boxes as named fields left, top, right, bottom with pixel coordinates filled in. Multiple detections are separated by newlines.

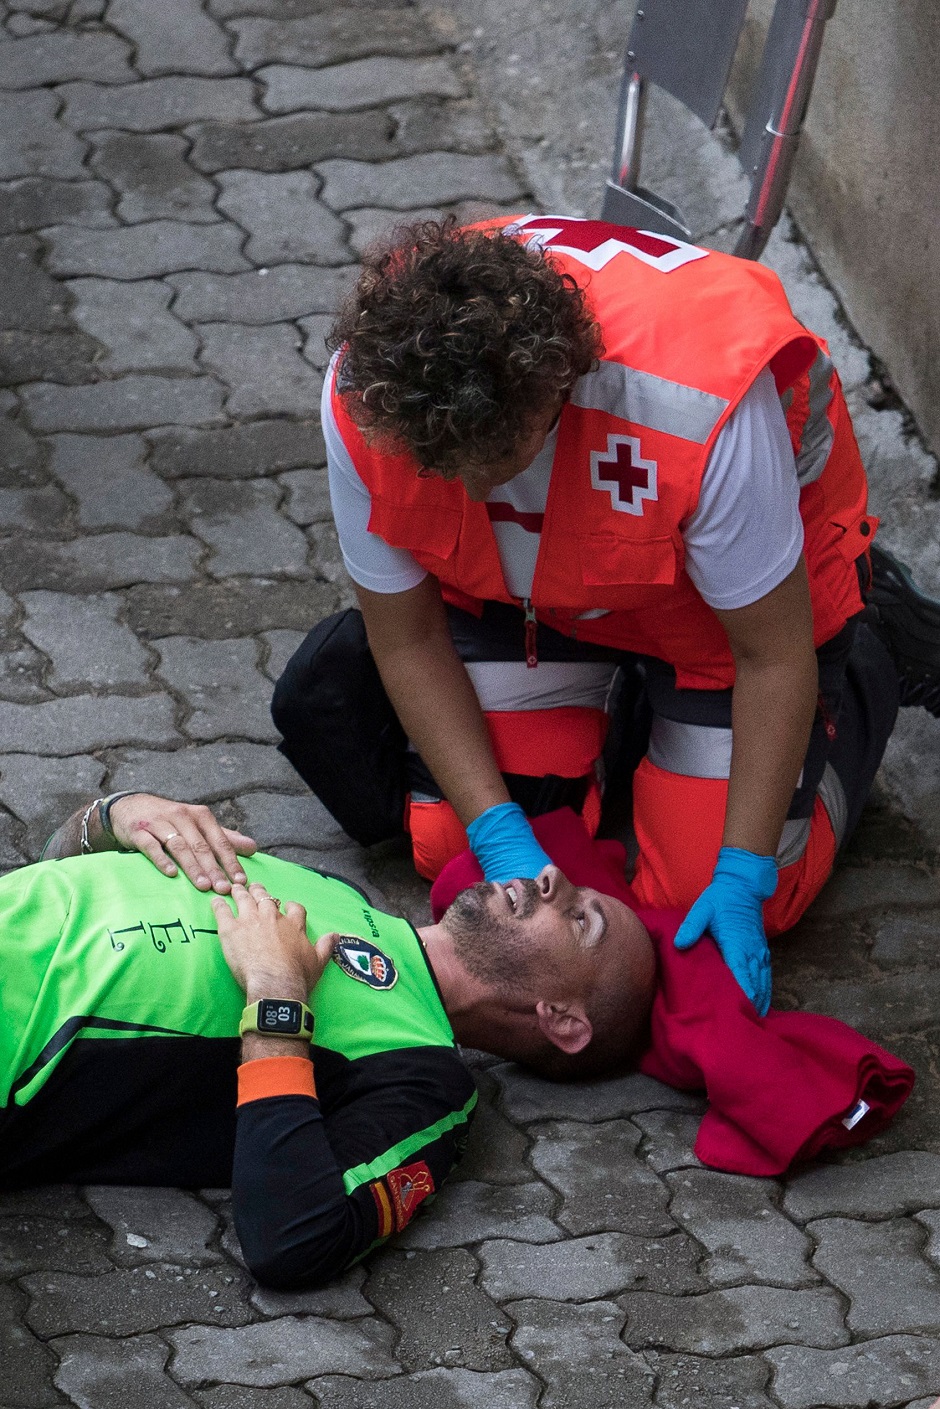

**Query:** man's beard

left=442, top=879, right=544, bottom=990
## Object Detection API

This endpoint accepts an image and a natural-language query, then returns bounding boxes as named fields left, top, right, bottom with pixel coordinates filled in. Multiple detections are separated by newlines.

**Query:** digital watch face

left=257, top=999, right=311, bottom=1035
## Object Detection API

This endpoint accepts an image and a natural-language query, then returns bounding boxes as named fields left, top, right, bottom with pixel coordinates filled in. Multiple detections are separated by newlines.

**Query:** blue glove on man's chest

left=674, top=846, right=778, bottom=1015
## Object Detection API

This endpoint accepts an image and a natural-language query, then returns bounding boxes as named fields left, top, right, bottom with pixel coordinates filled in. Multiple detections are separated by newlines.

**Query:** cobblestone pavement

left=2, top=2, right=940, bottom=1406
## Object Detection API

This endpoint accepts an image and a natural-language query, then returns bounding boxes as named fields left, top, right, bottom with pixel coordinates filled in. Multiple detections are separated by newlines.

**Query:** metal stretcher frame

left=602, top=0, right=838, bottom=259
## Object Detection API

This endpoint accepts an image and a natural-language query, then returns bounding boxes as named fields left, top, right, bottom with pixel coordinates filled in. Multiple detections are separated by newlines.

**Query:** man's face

left=435, top=396, right=564, bottom=503
left=443, top=864, right=653, bottom=1003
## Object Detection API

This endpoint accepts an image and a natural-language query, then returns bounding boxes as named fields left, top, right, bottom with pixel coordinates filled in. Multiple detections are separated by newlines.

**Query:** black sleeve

left=231, top=1048, right=476, bottom=1290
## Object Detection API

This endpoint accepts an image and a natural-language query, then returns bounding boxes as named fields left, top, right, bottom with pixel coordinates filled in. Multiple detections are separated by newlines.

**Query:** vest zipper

left=523, top=598, right=538, bottom=669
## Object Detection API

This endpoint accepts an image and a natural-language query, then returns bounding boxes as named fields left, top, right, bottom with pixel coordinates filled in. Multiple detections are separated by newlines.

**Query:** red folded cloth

left=430, top=807, right=915, bottom=1176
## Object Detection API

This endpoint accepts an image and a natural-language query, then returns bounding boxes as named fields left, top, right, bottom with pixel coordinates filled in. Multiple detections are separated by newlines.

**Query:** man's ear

left=535, top=999, right=593, bottom=1055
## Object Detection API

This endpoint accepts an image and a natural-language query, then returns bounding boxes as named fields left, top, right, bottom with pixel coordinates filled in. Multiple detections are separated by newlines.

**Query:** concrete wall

left=729, top=0, right=940, bottom=457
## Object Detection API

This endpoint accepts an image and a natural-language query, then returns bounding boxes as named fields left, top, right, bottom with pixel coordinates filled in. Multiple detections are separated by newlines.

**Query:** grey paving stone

left=765, top=1335, right=940, bottom=1409
left=49, top=432, right=175, bottom=529
left=309, top=1368, right=540, bottom=1409
left=478, top=1231, right=705, bottom=1302
left=632, top=1110, right=703, bottom=1173
left=195, top=1390, right=311, bottom=1409
left=249, top=1264, right=369, bottom=1318
left=621, top=1284, right=848, bottom=1355
left=529, top=1119, right=674, bottom=1237
left=0, top=328, right=101, bottom=386
left=82, top=1185, right=222, bottom=1267
left=317, top=153, right=524, bottom=211
left=666, top=1169, right=815, bottom=1288
left=59, top=76, right=258, bottom=133
left=168, top=263, right=354, bottom=323
left=0, top=482, right=69, bottom=531
left=0, top=1283, right=61, bottom=1408
left=259, top=55, right=465, bottom=113
left=0, top=234, right=71, bottom=331
left=391, top=99, right=494, bottom=158
left=277, top=467, right=330, bottom=529
left=871, top=911, right=940, bottom=968
left=167, top=1315, right=398, bottom=1386
left=52, top=1331, right=198, bottom=1409
left=21, top=590, right=151, bottom=688
left=645, top=1350, right=776, bottom=1409
left=197, top=321, right=322, bottom=418
left=24, top=1261, right=251, bottom=1336
left=297, top=314, right=333, bottom=371
left=340, top=198, right=519, bottom=258
left=0, top=176, right=114, bottom=235
left=21, top=374, right=225, bottom=432
left=0, top=636, right=51, bottom=704
left=0, top=752, right=106, bottom=854
left=90, top=131, right=219, bottom=223
left=216, top=169, right=349, bottom=265
left=105, top=740, right=301, bottom=802
left=0, top=415, right=44, bottom=484
left=234, top=789, right=347, bottom=848
left=0, top=1213, right=111, bottom=1277
left=107, top=0, right=236, bottom=77
left=122, top=576, right=343, bottom=639
left=395, top=1179, right=560, bottom=1250
left=508, top=1299, right=654, bottom=1409
left=0, top=1185, right=93, bottom=1220
left=155, top=635, right=278, bottom=741
left=209, top=0, right=409, bottom=14
left=452, top=1073, right=531, bottom=1185
left=365, top=1248, right=513, bottom=1372
left=179, top=474, right=311, bottom=575
left=188, top=109, right=395, bottom=173
left=231, top=11, right=446, bottom=69
left=0, top=585, right=16, bottom=622
left=261, top=627, right=305, bottom=683
left=43, top=219, right=250, bottom=279
left=0, top=29, right=133, bottom=87
left=67, top=277, right=199, bottom=374
left=0, top=692, right=178, bottom=754
left=6, top=12, right=58, bottom=34
left=810, top=862, right=940, bottom=916
left=809, top=1216, right=940, bottom=1336
left=149, top=418, right=323, bottom=478
left=916, top=1207, right=940, bottom=1266
left=0, top=89, right=88, bottom=178
left=491, top=1063, right=704, bottom=1123
left=784, top=1151, right=940, bottom=1221
left=0, top=807, right=28, bottom=872
left=3, top=530, right=203, bottom=593
left=786, top=969, right=940, bottom=1037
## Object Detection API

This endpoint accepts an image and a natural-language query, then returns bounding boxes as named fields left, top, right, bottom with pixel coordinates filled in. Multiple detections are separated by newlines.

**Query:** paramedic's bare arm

left=716, top=556, right=818, bottom=857
left=355, top=575, right=510, bottom=825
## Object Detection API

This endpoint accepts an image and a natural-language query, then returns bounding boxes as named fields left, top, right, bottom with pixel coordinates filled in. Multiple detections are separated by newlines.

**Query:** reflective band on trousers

left=464, top=659, right=620, bottom=714
left=795, top=348, right=836, bottom=487
left=569, top=359, right=729, bottom=446
left=648, top=716, right=850, bottom=862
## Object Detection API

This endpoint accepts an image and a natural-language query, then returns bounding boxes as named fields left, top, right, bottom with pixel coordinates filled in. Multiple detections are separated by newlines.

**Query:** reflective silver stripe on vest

left=648, top=716, right=733, bottom=779
left=794, top=348, right=835, bottom=487
left=569, top=360, right=729, bottom=446
left=816, top=761, right=848, bottom=849
left=464, top=660, right=620, bottom=714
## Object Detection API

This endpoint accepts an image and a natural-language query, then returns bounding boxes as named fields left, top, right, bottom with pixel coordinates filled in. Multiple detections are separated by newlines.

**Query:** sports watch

left=239, top=998, right=314, bottom=1040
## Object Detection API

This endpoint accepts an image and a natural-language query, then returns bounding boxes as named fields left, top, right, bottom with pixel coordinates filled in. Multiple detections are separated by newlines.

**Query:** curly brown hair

left=329, top=217, right=603, bottom=475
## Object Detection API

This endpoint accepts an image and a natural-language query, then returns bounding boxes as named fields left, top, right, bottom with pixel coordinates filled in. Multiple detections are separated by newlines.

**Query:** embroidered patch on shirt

left=369, top=1179, right=394, bottom=1239
left=332, top=936, right=399, bottom=990
left=386, top=1160, right=435, bottom=1230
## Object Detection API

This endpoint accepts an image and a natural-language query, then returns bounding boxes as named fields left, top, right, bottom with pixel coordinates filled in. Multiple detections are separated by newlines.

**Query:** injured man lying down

left=0, top=791, right=655, bottom=1290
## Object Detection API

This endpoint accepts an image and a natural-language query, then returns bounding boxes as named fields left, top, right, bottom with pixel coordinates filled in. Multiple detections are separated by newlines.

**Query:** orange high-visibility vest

left=332, top=216, right=873, bottom=691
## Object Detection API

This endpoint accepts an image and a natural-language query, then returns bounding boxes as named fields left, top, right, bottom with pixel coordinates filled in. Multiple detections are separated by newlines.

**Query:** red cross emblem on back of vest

left=590, top=433, right=658, bottom=515
left=508, top=214, right=709, bottom=273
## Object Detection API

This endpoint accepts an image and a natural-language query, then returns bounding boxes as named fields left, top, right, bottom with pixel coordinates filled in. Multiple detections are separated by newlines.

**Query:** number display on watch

left=239, top=998, right=314, bottom=1039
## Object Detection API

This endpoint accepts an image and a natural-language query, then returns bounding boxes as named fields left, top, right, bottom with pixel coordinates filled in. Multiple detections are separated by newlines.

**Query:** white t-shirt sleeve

left=682, top=366, right=804, bottom=611
left=322, top=358, right=428, bottom=595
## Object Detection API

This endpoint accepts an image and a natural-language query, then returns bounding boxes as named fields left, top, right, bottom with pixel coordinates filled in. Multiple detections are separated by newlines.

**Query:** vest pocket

left=368, top=500, right=462, bottom=560
left=580, top=532, right=678, bottom=588
left=828, top=510, right=879, bottom=566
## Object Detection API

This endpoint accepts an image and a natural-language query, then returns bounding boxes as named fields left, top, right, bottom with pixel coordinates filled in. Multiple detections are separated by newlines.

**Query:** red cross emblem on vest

left=590, top=433, right=658, bottom=515
left=508, top=214, right=708, bottom=273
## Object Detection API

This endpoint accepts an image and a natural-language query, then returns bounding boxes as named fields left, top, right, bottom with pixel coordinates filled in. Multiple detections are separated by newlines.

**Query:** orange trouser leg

left=630, top=757, right=838, bottom=937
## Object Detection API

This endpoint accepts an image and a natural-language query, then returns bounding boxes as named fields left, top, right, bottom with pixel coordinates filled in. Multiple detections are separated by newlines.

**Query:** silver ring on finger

left=163, top=831, right=181, bottom=846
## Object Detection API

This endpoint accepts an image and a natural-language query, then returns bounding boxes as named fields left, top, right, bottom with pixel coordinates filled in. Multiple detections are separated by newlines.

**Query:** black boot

left=864, top=543, right=940, bottom=717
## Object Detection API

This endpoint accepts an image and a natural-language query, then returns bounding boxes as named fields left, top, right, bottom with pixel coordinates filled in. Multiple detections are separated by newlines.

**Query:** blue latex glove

left=466, top=801, right=553, bottom=883
left=674, top=846, right=778, bottom=1015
